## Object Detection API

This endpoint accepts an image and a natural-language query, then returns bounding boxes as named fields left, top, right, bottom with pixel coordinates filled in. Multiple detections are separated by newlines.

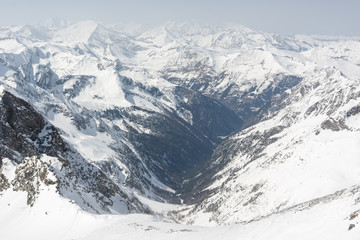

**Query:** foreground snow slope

left=0, top=182, right=359, bottom=240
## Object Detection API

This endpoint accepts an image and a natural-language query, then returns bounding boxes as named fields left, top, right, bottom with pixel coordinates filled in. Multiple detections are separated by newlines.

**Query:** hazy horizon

left=1, top=0, right=360, bottom=36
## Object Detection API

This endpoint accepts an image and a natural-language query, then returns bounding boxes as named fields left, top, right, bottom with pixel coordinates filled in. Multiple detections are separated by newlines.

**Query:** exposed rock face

left=0, top=91, right=70, bottom=163
left=0, top=173, right=10, bottom=192
left=0, top=91, right=45, bottom=162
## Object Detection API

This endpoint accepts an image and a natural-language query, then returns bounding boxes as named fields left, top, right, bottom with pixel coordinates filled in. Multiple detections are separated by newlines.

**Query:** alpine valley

left=1, top=20, right=360, bottom=239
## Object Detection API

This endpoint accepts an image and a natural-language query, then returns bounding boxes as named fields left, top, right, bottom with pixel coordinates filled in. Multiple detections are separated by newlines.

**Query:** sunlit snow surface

left=0, top=189, right=359, bottom=240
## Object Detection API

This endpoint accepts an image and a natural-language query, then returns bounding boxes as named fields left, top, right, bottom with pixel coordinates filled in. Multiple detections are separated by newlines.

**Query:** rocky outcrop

left=0, top=91, right=45, bottom=162
left=12, top=156, right=56, bottom=206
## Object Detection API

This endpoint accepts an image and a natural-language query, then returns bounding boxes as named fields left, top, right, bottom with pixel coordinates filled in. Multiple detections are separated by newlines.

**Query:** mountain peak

left=41, top=18, right=73, bottom=30
left=52, top=20, right=100, bottom=44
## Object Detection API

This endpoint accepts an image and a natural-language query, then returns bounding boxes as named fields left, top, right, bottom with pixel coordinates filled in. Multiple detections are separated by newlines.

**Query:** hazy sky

left=1, top=0, right=360, bottom=36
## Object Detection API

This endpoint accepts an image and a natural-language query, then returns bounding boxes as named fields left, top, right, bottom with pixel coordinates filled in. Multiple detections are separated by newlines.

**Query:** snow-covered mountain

left=178, top=67, right=360, bottom=225
left=1, top=20, right=360, bottom=239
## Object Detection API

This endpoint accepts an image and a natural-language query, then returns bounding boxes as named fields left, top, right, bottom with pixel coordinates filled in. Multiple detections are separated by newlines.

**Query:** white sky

left=1, top=0, right=360, bottom=36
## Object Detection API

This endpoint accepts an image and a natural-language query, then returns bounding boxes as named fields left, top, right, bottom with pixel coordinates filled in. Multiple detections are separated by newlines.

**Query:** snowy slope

left=1, top=180, right=359, bottom=239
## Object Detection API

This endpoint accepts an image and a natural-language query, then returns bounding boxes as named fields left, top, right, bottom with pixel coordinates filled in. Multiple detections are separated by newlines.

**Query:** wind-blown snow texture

left=1, top=20, right=360, bottom=239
